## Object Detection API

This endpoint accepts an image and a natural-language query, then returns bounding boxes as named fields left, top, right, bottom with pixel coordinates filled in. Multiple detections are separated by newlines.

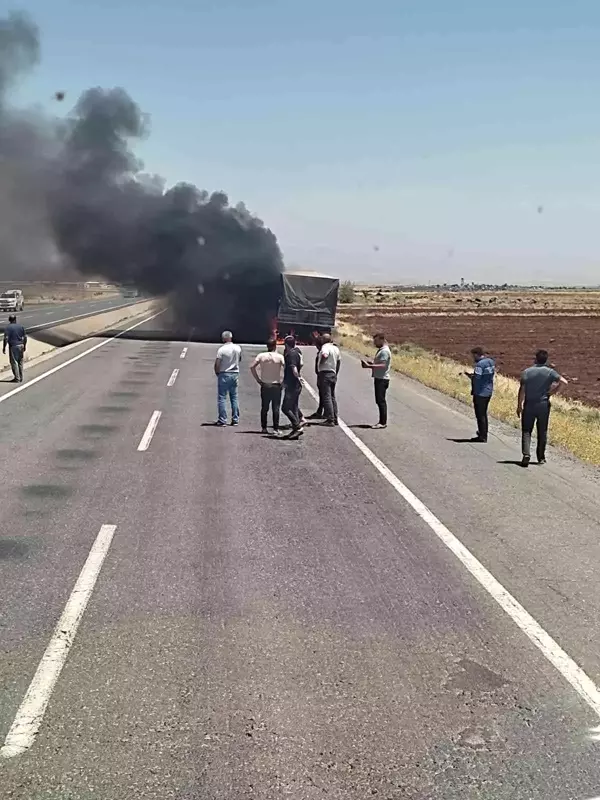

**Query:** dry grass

left=337, top=322, right=600, bottom=466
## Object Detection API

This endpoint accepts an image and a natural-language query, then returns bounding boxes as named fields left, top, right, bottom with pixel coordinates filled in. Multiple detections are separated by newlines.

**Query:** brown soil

left=343, top=309, right=600, bottom=407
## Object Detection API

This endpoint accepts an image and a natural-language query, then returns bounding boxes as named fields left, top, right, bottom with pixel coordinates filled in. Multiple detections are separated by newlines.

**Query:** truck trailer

left=276, top=271, right=340, bottom=343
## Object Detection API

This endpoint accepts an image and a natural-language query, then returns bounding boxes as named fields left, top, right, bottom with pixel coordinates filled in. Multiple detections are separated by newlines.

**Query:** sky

left=9, top=0, right=600, bottom=284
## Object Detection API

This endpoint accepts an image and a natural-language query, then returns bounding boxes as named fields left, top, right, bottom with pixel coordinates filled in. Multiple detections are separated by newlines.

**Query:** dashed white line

left=167, top=368, right=179, bottom=387
left=180, top=347, right=188, bottom=359
left=302, top=381, right=600, bottom=721
left=137, top=410, right=162, bottom=451
left=1, top=524, right=117, bottom=758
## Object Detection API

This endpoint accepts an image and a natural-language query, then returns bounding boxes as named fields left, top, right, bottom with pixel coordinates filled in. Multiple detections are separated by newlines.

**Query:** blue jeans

left=217, top=373, right=240, bottom=424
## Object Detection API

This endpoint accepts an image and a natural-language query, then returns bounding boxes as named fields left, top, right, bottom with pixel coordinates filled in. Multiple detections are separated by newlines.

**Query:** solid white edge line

left=1, top=524, right=117, bottom=758
left=137, top=410, right=162, bottom=451
left=167, top=368, right=179, bottom=387
left=0, top=309, right=165, bottom=406
left=302, top=380, right=600, bottom=722
left=180, top=347, right=188, bottom=359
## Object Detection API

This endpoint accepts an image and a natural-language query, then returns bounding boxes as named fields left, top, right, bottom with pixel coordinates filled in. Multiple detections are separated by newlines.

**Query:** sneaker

left=323, top=420, right=336, bottom=427
left=216, top=421, right=226, bottom=427
left=231, top=420, right=239, bottom=426
left=307, top=412, right=323, bottom=420
left=538, top=458, right=546, bottom=465
left=521, top=456, right=530, bottom=468
left=261, top=428, right=268, bottom=434
left=289, top=427, right=304, bottom=438
left=372, top=423, right=387, bottom=429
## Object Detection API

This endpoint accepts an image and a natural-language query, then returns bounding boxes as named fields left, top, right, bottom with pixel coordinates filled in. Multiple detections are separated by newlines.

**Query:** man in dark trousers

left=361, top=333, right=391, bottom=428
left=3, top=315, right=27, bottom=383
left=250, top=337, right=285, bottom=434
left=317, top=332, right=341, bottom=426
left=464, top=346, right=495, bottom=442
left=282, top=335, right=304, bottom=437
left=307, top=334, right=324, bottom=420
left=517, top=349, right=568, bottom=467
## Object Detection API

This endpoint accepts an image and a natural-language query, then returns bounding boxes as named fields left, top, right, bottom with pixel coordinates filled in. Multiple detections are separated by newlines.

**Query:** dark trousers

left=315, top=372, right=325, bottom=416
left=260, top=384, right=282, bottom=429
left=321, top=371, right=338, bottom=422
left=521, top=400, right=551, bottom=460
left=374, top=378, right=389, bottom=425
left=9, top=344, right=24, bottom=381
left=282, top=382, right=302, bottom=429
left=473, top=395, right=491, bottom=441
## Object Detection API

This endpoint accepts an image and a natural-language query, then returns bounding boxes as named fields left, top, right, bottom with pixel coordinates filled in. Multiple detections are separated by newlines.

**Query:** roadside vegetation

left=337, top=320, right=600, bottom=466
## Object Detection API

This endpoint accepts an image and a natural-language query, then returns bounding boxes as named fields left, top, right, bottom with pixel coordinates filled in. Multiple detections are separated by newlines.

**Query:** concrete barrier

left=0, top=299, right=163, bottom=376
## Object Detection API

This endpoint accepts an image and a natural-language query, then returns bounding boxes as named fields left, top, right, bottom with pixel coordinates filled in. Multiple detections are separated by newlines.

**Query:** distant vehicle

left=0, top=289, right=24, bottom=312
left=276, top=271, right=340, bottom=343
left=122, top=287, right=141, bottom=299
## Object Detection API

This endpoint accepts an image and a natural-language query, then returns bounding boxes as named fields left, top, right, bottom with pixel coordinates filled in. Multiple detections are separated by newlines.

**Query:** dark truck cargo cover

left=278, top=271, right=340, bottom=330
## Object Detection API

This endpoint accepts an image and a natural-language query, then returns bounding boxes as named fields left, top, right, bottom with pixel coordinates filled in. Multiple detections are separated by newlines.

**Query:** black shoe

left=323, top=420, right=336, bottom=426
left=307, top=412, right=323, bottom=420
left=521, top=456, right=530, bottom=468
left=538, top=458, right=546, bottom=465
left=231, top=420, right=239, bottom=426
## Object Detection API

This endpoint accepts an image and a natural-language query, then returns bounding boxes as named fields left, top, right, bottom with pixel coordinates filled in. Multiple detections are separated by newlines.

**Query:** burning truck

left=275, top=270, right=340, bottom=345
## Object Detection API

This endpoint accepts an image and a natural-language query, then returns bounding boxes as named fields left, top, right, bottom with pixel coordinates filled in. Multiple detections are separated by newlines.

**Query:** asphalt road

left=0, top=296, right=139, bottom=332
left=1, top=318, right=600, bottom=798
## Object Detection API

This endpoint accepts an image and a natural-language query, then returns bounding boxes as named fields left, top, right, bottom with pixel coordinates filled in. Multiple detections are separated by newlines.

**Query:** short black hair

left=266, top=337, right=277, bottom=350
left=284, top=335, right=296, bottom=347
left=535, top=349, right=549, bottom=364
left=374, top=332, right=385, bottom=340
left=471, top=346, right=484, bottom=357
left=8, top=315, right=16, bottom=323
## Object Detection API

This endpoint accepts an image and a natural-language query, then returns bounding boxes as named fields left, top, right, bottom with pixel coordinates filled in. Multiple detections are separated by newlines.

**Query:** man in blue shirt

left=464, top=346, right=495, bottom=443
left=2, top=315, right=27, bottom=383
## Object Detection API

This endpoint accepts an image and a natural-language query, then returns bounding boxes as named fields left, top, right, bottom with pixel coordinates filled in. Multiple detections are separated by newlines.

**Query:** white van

left=0, top=289, right=24, bottom=312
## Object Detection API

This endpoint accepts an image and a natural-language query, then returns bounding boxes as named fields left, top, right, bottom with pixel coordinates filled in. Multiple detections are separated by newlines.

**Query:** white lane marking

left=0, top=310, right=165, bottom=406
left=167, top=368, right=179, bottom=387
left=302, top=381, right=600, bottom=720
left=28, top=302, right=135, bottom=331
left=1, top=524, right=117, bottom=758
left=137, top=410, right=162, bottom=451
left=180, top=347, right=188, bottom=359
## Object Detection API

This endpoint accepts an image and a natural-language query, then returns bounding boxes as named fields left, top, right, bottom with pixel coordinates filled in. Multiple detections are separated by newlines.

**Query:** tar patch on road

left=77, top=424, right=121, bottom=437
left=0, top=536, right=33, bottom=560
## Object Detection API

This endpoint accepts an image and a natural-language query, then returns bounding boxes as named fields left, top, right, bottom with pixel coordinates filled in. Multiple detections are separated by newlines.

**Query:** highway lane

left=0, top=296, right=140, bottom=331
left=1, top=324, right=600, bottom=797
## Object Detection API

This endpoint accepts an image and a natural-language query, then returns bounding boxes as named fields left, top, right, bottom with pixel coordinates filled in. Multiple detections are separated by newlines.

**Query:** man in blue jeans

left=214, top=330, right=242, bottom=426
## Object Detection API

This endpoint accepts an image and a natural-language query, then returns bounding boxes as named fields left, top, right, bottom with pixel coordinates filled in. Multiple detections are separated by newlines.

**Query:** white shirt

left=318, top=342, right=341, bottom=373
left=216, top=342, right=242, bottom=373
left=251, top=351, right=285, bottom=384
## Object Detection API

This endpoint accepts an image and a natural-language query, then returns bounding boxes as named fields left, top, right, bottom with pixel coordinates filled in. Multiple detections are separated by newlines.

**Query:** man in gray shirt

left=517, top=349, right=568, bottom=467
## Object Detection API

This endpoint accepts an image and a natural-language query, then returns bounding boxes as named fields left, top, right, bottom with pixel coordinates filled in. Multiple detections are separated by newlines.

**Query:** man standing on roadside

left=307, top=334, right=324, bottom=420
left=214, top=330, right=242, bottom=426
left=250, top=338, right=285, bottom=434
left=517, top=349, right=568, bottom=467
left=3, top=314, right=27, bottom=383
left=361, top=333, right=391, bottom=428
left=464, top=346, right=495, bottom=442
left=317, top=332, right=341, bottom=426
left=282, top=335, right=304, bottom=437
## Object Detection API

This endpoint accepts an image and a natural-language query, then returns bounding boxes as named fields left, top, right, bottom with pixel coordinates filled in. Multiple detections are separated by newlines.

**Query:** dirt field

left=342, top=307, right=600, bottom=407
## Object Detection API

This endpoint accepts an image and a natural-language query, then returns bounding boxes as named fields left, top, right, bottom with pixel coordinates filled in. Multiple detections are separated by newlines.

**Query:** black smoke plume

left=0, top=11, right=284, bottom=341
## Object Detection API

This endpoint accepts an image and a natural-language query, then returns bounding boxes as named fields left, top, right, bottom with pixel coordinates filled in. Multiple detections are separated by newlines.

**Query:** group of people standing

left=466, top=346, right=568, bottom=467
left=214, top=330, right=393, bottom=437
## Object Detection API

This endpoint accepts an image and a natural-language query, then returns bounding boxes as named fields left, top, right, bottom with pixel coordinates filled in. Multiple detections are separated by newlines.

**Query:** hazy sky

left=11, top=0, right=600, bottom=284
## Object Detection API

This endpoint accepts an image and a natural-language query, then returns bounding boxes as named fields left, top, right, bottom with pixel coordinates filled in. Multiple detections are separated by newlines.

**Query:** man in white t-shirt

left=317, top=332, right=341, bottom=426
left=361, top=332, right=391, bottom=428
left=250, top=338, right=285, bottom=434
left=214, top=330, right=242, bottom=426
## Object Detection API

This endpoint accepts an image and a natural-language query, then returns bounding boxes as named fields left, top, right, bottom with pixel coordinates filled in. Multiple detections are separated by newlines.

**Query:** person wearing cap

left=3, top=314, right=27, bottom=383
left=250, top=337, right=285, bottom=434
left=281, top=335, right=304, bottom=437
left=214, top=330, right=242, bottom=426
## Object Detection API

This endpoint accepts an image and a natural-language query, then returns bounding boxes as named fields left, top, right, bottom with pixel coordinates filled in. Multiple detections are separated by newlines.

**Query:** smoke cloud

left=0, top=11, right=284, bottom=341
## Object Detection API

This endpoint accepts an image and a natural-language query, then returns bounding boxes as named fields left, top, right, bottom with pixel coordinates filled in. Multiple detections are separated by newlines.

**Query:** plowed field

left=343, top=309, right=600, bottom=407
